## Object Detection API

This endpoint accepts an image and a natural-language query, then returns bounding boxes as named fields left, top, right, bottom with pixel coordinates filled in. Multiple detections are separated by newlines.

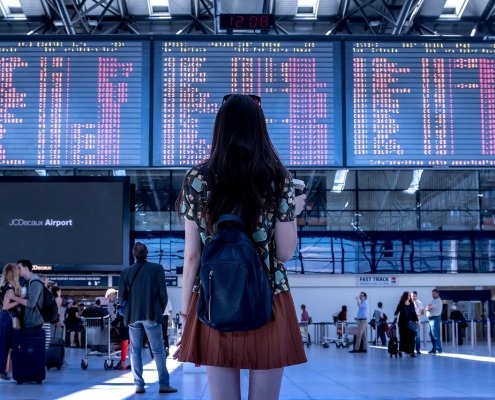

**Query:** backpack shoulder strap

left=30, top=279, right=45, bottom=314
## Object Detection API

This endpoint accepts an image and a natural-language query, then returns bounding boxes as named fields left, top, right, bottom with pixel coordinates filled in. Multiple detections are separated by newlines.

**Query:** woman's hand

left=294, top=194, right=307, bottom=216
left=172, top=339, right=181, bottom=360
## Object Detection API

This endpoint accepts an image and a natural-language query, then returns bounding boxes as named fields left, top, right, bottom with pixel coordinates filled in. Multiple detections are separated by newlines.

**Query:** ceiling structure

left=0, top=0, right=494, bottom=37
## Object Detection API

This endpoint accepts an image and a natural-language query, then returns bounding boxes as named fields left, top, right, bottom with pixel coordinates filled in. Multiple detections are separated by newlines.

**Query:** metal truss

left=325, top=0, right=426, bottom=36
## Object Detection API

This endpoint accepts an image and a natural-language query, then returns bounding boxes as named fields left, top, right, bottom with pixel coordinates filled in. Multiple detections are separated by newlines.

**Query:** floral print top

left=180, top=165, right=296, bottom=295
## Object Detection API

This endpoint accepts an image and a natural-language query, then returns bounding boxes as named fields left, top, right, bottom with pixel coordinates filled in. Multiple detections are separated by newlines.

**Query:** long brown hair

left=178, top=94, right=288, bottom=235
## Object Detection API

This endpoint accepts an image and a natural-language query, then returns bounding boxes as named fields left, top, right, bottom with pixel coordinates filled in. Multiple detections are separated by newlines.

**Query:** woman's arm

left=274, top=194, right=306, bottom=262
left=3, top=289, right=19, bottom=310
left=180, top=218, right=202, bottom=322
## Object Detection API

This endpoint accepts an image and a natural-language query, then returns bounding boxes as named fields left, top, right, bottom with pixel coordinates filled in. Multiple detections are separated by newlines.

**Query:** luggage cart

left=80, top=315, right=120, bottom=370
left=299, top=322, right=311, bottom=348
left=323, top=321, right=351, bottom=348
left=313, top=322, right=331, bottom=347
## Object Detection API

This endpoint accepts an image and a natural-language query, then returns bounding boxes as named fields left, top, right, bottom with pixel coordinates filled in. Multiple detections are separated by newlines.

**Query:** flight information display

left=153, top=38, right=343, bottom=167
left=0, top=39, right=149, bottom=167
left=346, top=40, right=495, bottom=167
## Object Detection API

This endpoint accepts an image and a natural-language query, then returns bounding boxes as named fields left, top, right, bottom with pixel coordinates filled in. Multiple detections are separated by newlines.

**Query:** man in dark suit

left=118, top=242, right=177, bottom=394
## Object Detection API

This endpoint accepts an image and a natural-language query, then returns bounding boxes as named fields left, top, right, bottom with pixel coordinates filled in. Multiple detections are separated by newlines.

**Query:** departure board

left=346, top=40, right=495, bottom=167
left=153, top=38, right=343, bottom=167
left=0, top=39, right=149, bottom=167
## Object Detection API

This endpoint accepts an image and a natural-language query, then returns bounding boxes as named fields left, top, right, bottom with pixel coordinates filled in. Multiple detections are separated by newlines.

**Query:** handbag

left=10, top=313, right=21, bottom=329
left=118, top=260, right=146, bottom=318
left=408, top=321, right=418, bottom=332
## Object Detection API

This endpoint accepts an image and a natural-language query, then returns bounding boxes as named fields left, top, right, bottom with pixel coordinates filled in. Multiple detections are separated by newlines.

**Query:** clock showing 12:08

left=219, top=14, right=275, bottom=30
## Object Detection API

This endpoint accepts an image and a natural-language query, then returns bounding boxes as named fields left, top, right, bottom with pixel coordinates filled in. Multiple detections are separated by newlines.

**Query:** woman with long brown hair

left=175, top=94, right=307, bottom=399
left=393, top=291, right=419, bottom=358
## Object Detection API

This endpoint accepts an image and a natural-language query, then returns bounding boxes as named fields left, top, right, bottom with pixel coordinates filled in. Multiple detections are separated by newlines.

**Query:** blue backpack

left=197, top=214, right=273, bottom=332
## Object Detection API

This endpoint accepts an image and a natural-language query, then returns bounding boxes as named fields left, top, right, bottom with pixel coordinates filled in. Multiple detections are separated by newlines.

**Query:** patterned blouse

left=180, top=165, right=296, bottom=295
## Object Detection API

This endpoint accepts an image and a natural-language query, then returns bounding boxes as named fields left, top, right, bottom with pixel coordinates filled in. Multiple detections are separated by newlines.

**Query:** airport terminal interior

left=1, top=324, right=494, bottom=400
left=1, top=0, right=495, bottom=399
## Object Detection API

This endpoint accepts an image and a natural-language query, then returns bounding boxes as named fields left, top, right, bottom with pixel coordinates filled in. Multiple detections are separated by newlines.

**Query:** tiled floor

left=1, top=342, right=494, bottom=400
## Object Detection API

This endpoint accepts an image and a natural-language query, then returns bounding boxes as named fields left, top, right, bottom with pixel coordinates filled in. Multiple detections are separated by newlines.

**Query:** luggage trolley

left=323, top=321, right=352, bottom=348
left=80, top=315, right=120, bottom=370
left=299, top=322, right=311, bottom=348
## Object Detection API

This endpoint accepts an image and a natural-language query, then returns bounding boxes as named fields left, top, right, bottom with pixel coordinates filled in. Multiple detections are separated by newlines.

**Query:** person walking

left=426, top=288, right=443, bottom=354
left=449, top=304, right=466, bottom=345
left=349, top=292, right=369, bottom=353
left=393, top=291, right=418, bottom=358
left=174, top=93, right=307, bottom=400
left=373, top=302, right=387, bottom=346
left=118, top=242, right=177, bottom=394
left=105, top=288, right=129, bottom=370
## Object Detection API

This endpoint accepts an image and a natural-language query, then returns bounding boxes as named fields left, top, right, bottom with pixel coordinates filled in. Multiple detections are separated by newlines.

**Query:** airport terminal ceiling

left=0, top=0, right=494, bottom=37
left=1, top=0, right=495, bottom=274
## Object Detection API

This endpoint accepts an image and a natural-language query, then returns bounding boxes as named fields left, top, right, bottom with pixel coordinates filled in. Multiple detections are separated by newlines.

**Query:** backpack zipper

left=207, top=270, right=213, bottom=321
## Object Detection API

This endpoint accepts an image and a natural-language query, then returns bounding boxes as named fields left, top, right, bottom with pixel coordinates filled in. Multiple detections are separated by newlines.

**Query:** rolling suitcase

left=12, top=328, right=46, bottom=384
left=387, top=323, right=400, bottom=358
left=46, top=326, right=65, bottom=370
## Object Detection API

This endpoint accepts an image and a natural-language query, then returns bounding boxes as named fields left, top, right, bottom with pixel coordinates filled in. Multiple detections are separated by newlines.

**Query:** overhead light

left=404, top=169, right=423, bottom=194
left=296, top=0, right=318, bottom=18
left=440, top=0, right=468, bottom=19
left=332, top=169, right=349, bottom=193
left=148, top=0, right=170, bottom=16
left=0, top=0, right=25, bottom=19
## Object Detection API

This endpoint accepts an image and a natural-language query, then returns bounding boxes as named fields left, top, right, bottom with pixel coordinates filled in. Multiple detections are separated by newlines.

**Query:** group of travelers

left=341, top=288, right=462, bottom=357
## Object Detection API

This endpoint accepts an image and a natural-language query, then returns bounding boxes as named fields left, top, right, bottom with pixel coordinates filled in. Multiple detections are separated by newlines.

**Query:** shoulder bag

left=119, top=261, right=146, bottom=318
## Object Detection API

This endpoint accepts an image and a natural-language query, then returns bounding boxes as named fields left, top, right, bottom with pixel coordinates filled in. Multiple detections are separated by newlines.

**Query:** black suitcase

left=46, top=326, right=65, bottom=370
left=12, top=328, right=46, bottom=384
left=387, top=323, right=399, bottom=358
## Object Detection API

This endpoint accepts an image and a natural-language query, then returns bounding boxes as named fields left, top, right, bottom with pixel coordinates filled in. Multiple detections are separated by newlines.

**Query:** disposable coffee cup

left=293, top=179, right=306, bottom=196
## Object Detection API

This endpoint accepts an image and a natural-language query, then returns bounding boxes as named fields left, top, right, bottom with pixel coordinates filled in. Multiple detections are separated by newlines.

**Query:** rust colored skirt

left=177, top=291, right=307, bottom=369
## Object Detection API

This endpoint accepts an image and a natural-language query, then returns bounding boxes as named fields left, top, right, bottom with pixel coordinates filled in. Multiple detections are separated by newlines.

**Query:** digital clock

left=219, top=14, right=275, bottom=30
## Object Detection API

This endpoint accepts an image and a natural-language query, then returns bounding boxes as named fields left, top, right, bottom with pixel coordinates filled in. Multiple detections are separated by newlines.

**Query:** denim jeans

left=377, top=323, right=387, bottom=346
left=0, top=311, right=14, bottom=375
left=129, top=320, right=170, bottom=388
left=414, top=326, right=421, bottom=352
left=428, top=316, right=442, bottom=352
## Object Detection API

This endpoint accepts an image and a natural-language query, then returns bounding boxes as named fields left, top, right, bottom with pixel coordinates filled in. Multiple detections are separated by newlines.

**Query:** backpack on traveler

left=196, top=213, right=273, bottom=332
left=32, top=280, right=60, bottom=324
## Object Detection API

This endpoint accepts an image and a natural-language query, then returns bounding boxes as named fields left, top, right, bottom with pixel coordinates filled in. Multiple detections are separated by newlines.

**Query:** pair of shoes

left=113, top=361, right=122, bottom=370
left=0, top=373, right=10, bottom=381
left=428, top=350, right=436, bottom=354
left=135, top=386, right=146, bottom=394
left=437, top=351, right=443, bottom=354
left=416, top=350, right=422, bottom=355
left=159, top=386, right=178, bottom=393
left=349, top=349, right=359, bottom=353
